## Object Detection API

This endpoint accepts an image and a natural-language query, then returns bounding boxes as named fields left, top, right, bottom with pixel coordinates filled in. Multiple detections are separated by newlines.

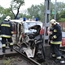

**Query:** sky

left=0, top=0, right=65, bottom=14
left=0, top=0, right=44, bottom=8
left=0, top=0, right=65, bottom=9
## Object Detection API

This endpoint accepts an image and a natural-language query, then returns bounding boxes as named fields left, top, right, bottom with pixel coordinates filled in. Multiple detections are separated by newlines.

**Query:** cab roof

left=10, top=19, right=22, bottom=24
left=10, top=19, right=43, bottom=27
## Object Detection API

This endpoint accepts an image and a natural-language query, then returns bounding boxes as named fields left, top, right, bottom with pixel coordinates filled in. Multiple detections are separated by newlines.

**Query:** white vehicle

left=10, top=19, right=45, bottom=63
left=20, top=19, right=45, bottom=62
left=10, top=19, right=22, bottom=44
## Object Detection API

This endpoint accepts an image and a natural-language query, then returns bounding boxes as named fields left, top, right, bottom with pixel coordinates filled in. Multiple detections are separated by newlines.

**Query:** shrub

left=58, top=18, right=65, bottom=22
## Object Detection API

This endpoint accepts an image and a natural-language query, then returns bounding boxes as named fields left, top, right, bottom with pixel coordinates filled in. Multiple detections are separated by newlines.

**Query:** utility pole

left=54, top=0, right=57, bottom=20
left=44, top=0, right=51, bottom=44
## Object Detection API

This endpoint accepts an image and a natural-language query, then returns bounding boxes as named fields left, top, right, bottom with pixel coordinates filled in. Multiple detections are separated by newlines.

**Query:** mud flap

left=23, top=47, right=35, bottom=58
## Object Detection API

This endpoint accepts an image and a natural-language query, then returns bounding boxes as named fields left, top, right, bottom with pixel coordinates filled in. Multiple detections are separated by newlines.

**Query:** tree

left=55, top=2, right=65, bottom=22
left=0, top=6, right=4, bottom=22
left=50, top=2, right=55, bottom=19
left=0, top=7, right=14, bottom=23
left=27, top=5, right=40, bottom=18
left=10, top=0, right=25, bottom=19
left=38, top=4, right=44, bottom=22
left=59, top=10, right=65, bottom=18
left=27, top=4, right=44, bottom=21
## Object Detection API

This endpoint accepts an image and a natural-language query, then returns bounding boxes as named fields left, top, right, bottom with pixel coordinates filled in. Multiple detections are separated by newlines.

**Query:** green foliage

left=1, top=1, right=65, bottom=22
left=13, top=0, right=24, bottom=3
left=11, top=0, right=25, bottom=19
left=0, top=7, right=14, bottom=22
left=50, top=2, right=65, bottom=22
left=0, top=6, right=4, bottom=14
left=11, top=0, right=24, bottom=8
left=27, top=4, right=44, bottom=21
left=59, top=10, right=65, bottom=18
left=58, top=18, right=65, bottom=22
left=3, top=58, right=11, bottom=65
left=20, top=13, right=31, bottom=19
left=27, top=5, right=40, bottom=17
